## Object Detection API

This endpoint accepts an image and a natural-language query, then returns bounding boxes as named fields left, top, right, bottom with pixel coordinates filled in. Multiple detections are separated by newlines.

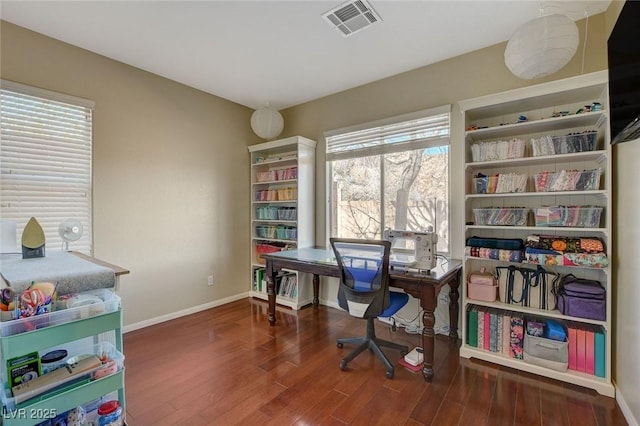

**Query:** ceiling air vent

left=322, top=0, right=382, bottom=37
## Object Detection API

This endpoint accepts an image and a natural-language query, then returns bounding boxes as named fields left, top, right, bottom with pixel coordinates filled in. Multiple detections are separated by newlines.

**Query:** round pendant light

left=250, top=104, right=284, bottom=140
left=504, top=14, right=579, bottom=80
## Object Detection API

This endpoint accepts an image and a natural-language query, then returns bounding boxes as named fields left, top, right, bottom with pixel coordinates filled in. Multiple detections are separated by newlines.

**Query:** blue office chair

left=330, top=238, right=410, bottom=379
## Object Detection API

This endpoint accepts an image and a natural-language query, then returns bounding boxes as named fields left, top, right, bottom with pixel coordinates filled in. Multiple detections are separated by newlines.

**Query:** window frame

left=0, top=79, right=95, bottom=254
left=324, top=105, right=451, bottom=252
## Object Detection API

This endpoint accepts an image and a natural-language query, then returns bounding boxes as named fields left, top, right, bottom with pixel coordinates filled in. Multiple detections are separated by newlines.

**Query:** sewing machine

left=383, top=228, right=438, bottom=272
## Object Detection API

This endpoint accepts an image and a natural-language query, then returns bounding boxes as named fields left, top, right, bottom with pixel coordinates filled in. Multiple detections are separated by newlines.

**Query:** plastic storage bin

left=473, top=173, right=527, bottom=194
left=473, top=208, right=528, bottom=226
left=276, top=187, right=297, bottom=201
left=277, top=207, right=297, bottom=221
left=275, top=167, right=298, bottom=181
left=1, top=341, right=124, bottom=411
left=0, top=289, right=120, bottom=337
left=255, top=170, right=276, bottom=182
left=533, top=206, right=603, bottom=227
left=534, top=169, right=601, bottom=192
left=531, top=131, right=598, bottom=156
left=256, top=225, right=277, bottom=239
left=470, top=138, right=526, bottom=162
left=256, top=206, right=278, bottom=220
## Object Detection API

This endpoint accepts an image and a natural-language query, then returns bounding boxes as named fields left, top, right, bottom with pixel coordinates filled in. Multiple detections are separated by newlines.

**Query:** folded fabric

left=525, top=234, right=605, bottom=253
left=466, top=236, right=523, bottom=250
left=524, top=249, right=609, bottom=268
left=465, top=246, right=523, bottom=262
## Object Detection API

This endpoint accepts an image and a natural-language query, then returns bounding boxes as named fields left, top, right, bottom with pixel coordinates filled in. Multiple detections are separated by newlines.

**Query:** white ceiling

left=0, top=0, right=611, bottom=110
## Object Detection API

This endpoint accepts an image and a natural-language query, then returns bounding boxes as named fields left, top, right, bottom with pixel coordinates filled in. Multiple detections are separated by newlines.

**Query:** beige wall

left=0, top=21, right=260, bottom=327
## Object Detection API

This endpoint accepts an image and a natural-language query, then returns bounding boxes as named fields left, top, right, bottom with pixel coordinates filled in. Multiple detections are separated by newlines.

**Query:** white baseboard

left=615, top=382, right=639, bottom=426
left=123, top=292, right=249, bottom=334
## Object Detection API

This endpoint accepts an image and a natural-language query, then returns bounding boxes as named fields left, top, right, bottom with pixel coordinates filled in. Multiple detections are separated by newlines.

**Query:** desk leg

left=266, top=260, right=277, bottom=326
left=448, top=271, right=460, bottom=341
left=420, top=286, right=436, bottom=382
left=313, top=274, right=320, bottom=306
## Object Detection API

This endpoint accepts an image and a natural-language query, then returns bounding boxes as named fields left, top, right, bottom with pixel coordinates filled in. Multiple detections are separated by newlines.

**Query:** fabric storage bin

left=256, top=225, right=276, bottom=239
left=286, top=227, right=297, bottom=240
left=473, top=208, right=528, bottom=226
left=534, top=169, right=601, bottom=192
left=473, top=173, right=527, bottom=194
left=276, top=167, right=298, bottom=181
left=255, top=225, right=268, bottom=238
left=467, top=267, right=497, bottom=302
left=523, top=332, right=569, bottom=371
left=530, top=131, right=597, bottom=156
left=257, top=206, right=278, bottom=220
left=470, top=138, right=526, bottom=162
left=533, top=206, right=603, bottom=227
left=255, top=170, right=276, bottom=182
left=552, top=131, right=597, bottom=154
left=276, top=225, right=288, bottom=240
left=277, top=187, right=297, bottom=201
left=277, top=207, right=297, bottom=221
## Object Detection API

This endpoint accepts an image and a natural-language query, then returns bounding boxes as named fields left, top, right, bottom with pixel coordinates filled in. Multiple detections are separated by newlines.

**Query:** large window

left=0, top=80, right=94, bottom=254
left=326, top=106, right=450, bottom=253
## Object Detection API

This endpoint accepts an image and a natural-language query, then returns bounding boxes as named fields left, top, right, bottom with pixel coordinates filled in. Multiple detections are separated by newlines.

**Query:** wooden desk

left=262, top=248, right=462, bottom=382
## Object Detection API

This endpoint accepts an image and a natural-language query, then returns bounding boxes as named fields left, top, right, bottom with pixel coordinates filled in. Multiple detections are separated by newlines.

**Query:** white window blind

left=1, top=80, right=94, bottom=254
left=326, top=105, right=450, bottom=161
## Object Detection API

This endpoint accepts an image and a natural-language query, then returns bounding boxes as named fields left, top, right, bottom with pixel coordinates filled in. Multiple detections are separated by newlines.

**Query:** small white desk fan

left=58, top=219, right=83, bottom=251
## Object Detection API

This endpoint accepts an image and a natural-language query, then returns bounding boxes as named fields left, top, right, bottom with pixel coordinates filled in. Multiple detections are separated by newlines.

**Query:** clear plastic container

left=97, top=400, right=124, bottom=426
left=533, top=206, right=603, bottom=227
left=1, top=289, right=120, bottom=337
left=534, top=169, right=601, bottom=192
left=473, top=173, right=527, bottom=194
left=473, top=208, right=528, bottom=226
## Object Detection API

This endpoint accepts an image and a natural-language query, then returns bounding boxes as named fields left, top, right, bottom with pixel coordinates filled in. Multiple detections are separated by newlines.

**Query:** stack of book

left=466, top=306, right=524, bottom=359
left=466, top=305, right=605, bottom=377
left=566, top=321, right=606, bottom=377
left=277, top=273, right=298, bottom=299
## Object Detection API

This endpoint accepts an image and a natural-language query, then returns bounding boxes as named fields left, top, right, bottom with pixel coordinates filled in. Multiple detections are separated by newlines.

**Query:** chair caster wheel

left=385, top=370, right=394, bottom=379
left=337, top=342, right=343, bottom=348
left=339, top=360, right=348, bottom=371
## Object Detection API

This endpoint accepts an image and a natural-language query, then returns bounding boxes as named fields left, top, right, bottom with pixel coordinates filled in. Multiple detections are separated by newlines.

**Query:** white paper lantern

left=505, top=14, right=579, bottom=80
left=250, top=105, right=284, bottom=139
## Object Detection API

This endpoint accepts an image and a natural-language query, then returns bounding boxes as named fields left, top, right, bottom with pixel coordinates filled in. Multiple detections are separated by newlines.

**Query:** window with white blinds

left=1, top=80, right=94, bottom=254
left=326, top=105, right=450, bottom=161
left=326, top=105, right=451, bottom=251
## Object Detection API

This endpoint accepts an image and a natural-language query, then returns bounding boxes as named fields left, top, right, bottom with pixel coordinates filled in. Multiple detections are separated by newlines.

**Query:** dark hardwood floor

left=123, top=298, right=627, bottom=425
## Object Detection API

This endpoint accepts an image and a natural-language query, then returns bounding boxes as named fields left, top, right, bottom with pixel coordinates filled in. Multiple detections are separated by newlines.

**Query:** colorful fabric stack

left=524, top=234, right=609, bottom=268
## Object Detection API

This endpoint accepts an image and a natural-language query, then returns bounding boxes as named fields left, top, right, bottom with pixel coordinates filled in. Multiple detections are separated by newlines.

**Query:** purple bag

left=556, top=274, right=605, bottom=320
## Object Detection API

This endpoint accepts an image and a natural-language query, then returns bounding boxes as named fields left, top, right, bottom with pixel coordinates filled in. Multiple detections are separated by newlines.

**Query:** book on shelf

left=566, top=321, right=605, bottom=377
left=585, top=326, right=595, bottom=375
left=510, top=314, right=524, bottom=360
left=465, top=306, right=607, bottom=368
left=467, top=306, right=478, bottom=347
left=276, top=273, right=298, bottom=298
left=594, top=327, right=605, bottom=378
left=502, top=311, right=511, bottom=356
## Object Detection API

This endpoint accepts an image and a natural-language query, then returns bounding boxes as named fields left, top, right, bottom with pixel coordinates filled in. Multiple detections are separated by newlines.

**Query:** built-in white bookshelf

left=248, top=136, right=316, bottom=309
left=459, top=71, right=614, bottom=397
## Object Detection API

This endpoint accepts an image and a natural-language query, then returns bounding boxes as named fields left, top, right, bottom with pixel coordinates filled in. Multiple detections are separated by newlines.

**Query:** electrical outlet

left=208, top=275, right=214, bottom=286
